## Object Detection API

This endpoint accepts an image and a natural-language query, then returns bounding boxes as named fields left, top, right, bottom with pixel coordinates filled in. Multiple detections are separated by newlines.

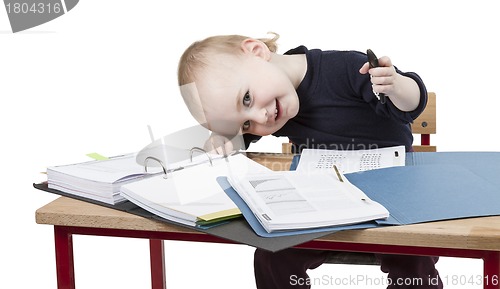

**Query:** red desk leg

left=150, top=239, right=166, bottom=289
left=54, top=226, right=76, bottom=289
left=483, top=252, right=500, bottom=289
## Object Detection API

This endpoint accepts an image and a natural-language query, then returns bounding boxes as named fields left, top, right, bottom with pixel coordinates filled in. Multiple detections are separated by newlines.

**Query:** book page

left=248, top=175, right=315, bottom=216
left=229, top=170, right=389, bottom=232
left=296, top=146, right=406, bottom=174
left=48, top=154, right=154, bottom=183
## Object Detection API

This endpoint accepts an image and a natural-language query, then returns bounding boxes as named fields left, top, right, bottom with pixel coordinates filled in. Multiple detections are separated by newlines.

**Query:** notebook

left=226, top=169, right=388, bottom=233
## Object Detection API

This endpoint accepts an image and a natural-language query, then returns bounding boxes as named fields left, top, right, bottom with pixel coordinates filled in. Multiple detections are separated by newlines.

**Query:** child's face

left=192, top=52, right=300, bottom=137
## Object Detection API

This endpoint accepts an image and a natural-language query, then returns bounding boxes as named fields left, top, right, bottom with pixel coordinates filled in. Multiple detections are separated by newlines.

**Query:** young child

left=177, top=33, right=442, bottom=289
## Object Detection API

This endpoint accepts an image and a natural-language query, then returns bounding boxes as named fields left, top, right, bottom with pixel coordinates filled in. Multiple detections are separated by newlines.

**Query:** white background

left=1, top=0, right=497, bottom=288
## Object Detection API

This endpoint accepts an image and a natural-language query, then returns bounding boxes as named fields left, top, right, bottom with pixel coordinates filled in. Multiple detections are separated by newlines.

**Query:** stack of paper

left=47, top=154, right=159, bottom=205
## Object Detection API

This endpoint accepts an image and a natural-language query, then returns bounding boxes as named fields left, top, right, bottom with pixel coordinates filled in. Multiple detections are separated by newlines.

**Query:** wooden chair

left=281, top=92, right=437, bottom=265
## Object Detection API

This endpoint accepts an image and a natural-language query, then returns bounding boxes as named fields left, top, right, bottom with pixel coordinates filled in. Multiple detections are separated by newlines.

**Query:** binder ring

left=190, top=147, right=213, bottom=166
left=144, top=156, right=169, bottom=179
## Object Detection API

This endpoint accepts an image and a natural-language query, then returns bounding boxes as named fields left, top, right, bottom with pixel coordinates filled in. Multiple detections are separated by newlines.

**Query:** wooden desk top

left=36, top=196, right=500, bottom=252
left=35, top=152, right=500, bottom=253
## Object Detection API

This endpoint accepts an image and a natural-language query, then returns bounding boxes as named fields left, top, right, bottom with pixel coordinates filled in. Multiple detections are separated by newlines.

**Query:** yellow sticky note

left=86, top=152, right=109, bottom=160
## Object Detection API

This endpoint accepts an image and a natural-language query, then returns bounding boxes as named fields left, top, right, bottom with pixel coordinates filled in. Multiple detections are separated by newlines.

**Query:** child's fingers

left=204, top=134, right=236, bottom=156
left=377, top=56, right=393, bottom=68
left=359, top=62, right=370, bottom=74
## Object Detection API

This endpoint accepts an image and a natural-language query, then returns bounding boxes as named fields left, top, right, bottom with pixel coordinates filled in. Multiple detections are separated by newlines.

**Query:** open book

left=227, top=169, right=389, bottom=233
left=46, top=152, right=227, bottom=205
left=46, top=125, right=233, bottom=205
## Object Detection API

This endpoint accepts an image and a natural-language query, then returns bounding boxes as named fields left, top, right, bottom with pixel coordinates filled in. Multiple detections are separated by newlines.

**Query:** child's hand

left=360, top=55, right=421, bottom=111
left=359, top=56, right=398, bottom=97
left=204, top=133, right=242, bottom=156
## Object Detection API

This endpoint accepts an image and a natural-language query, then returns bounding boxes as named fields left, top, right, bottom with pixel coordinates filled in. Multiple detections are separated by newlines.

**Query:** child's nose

left=254, top=107, right=269, bottom=125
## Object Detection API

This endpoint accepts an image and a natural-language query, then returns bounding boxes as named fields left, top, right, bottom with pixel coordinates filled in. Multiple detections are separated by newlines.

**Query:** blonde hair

left=177, top=32, right=280, bottom=86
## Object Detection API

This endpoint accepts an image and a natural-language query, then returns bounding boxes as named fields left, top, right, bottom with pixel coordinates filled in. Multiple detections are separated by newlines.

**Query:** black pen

left=367, top=49, right=387, bottom=104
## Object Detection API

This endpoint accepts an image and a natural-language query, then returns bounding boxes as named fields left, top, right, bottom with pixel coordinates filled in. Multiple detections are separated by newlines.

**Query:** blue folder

left=406, top=151, right=500, bottom=187
left=224, top=151, right=500, bottom=237
left=347, top=164, right=500, bottom=225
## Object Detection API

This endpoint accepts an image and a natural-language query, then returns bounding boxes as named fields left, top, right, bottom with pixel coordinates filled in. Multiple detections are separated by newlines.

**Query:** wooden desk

left=35, top=153, right=500, bottom=289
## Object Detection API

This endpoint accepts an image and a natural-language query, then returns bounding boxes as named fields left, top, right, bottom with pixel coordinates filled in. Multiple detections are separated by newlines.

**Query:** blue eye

left=243, top=91, right=251, bottom=106
left=242, top=91, right=251, bottom=131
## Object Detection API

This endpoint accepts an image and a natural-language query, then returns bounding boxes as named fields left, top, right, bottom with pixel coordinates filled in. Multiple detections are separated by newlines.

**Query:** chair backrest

left=282, top=92, right=437, bottom=153
left=411, top=92, right=436, bottom=152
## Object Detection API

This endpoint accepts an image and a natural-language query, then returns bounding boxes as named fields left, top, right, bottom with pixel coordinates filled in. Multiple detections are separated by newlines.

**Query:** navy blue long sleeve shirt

left=245, top=46, right=427, bottom=152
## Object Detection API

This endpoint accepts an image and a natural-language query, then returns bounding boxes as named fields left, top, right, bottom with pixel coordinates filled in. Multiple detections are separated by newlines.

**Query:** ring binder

left=144, top=156, right=169, bottom=179
left=121, top=150, right=268, bottom=228
left=190, top=147, right=213, bottom=166
left=143, top=147, right=215, bottom=179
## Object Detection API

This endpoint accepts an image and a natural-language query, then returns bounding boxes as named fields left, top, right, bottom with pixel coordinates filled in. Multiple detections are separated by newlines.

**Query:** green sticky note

left=86, top=152, right=109, bottom=160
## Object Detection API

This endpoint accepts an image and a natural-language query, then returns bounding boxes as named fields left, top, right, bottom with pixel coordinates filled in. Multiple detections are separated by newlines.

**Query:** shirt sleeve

left=398, top=71, right=428, bottom=119
left=384, top=70, right=428, bottom=123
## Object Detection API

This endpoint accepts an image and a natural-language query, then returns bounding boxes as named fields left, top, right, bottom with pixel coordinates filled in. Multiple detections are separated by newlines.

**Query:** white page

left=121, top=153, right=269, bottom=208
left=239, top=171, right=370, bottom=217
left=229, top=170, right=389, bottom=232
left=296, top=146, right=406, bottom=174
left=47, top=154, right=150, bottom=183
left=47, top=151, right=224, bottom=184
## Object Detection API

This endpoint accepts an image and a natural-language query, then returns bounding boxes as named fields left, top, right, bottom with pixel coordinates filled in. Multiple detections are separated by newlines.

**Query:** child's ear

left=241, top=39, right=271, bottom=61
